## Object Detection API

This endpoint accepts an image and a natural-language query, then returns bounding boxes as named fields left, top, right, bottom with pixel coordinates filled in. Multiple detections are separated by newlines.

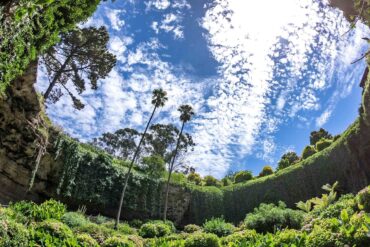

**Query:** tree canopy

left=42, top=26, right=116, bottom=109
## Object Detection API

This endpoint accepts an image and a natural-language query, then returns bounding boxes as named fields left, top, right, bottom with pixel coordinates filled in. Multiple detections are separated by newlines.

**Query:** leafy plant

left=244, top=201, right=304, bottom=233
left=202, top=217, right=235, bottom=237
left=234, top=171, right=253, bottom=183
left=184, top=233, right=220, bottom=247
left=183, top=224, right=201, bottom=233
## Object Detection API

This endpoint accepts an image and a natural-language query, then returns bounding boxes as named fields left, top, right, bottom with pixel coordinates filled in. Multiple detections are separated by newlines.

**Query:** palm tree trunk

left=115, top=106, right=157, bottom=229
left=43, top=55, right=72, bottom=100
left=163, top=121, right=185, bottom=221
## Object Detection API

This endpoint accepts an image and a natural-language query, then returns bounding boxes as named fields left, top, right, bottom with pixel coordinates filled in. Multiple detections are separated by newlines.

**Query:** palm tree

left=163, top=104, right=194, bottom=221
left=115, top=88, right=168, bottom=228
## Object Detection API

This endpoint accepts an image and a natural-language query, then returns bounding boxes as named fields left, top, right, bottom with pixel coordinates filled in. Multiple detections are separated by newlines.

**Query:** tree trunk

left=115, top=106, right=157, bottom=229
left=43, top=55, right=72, bottom=100
left=163, top=121, right=185, bottom=221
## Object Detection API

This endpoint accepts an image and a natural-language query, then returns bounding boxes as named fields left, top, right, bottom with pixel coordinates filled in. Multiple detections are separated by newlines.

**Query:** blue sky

left=37, top=0, right=369, bottom=178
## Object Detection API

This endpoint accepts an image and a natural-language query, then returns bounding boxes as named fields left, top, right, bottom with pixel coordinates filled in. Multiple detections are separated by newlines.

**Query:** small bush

left=183, top=224, right=201, bottom=233
left=275, top=229, right=305, bottom=246
left=102, top=221, right=136, bottom=235
left=129, top=219, right=143, bottom=228
left=305, top=218, right=339, bottom=247
left=91, top=214, right=110, bottom=225
left=188, top=172, right=202, bottom=185
left=301, top=145, right=316, bottom=159
left=202, top=217, right=235, bottom=237
left=139, top=221, right=172, bottom=238
left=141, top=155, right=165, bottom=178
left=102, top=236, right=134, bottom=247
left=62, top=212, right=89, bottom=228
left=234, top=171, right=253, bottom=183
left=244, top=201, right=304, bottom=233
left=10, top=199, right=66, bottom=222
left=76, top=223, right=114, bottom=244
left=0, top=219, right=29, bottom=246
left=258, top=166, right=273, bottom=177
left=357, top=186, right=370, bottom=212
left=315, top=138, right=333, bottom=151
left=31, top=219, right=77, bottom=246
left=319, top=194, right=357, bottom=219
left=220, top=229, right=258, bottom=245
left=76, top=233, right=99, bottom=247
left=184, top=233, right=220, bottom=247
left=203, top=175, right=220, bottom=187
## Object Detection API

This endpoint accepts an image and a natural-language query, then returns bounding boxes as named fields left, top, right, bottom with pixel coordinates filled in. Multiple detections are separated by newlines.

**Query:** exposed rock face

left=0, top=61, right=50, bottom=203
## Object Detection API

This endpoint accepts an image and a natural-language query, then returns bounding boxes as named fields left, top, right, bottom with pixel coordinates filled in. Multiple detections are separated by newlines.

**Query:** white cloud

left=316, top=109, right=333, bottom=127
left=146, top=0, right=171, bottom=10
left=106, top=9, right=125, bottom=31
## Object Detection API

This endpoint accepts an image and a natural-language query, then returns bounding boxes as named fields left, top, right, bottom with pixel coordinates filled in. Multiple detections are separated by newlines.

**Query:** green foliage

left=141, top=155, right=166, bottom=179
left=62, top=212, right=89, bottom=228
left=76, top=223, right=114, bottom=244
left=244, top=201, right=304, bottom=233
left=102, top=236, right=134, bottom=247
left=203, top=175, right=220, bottom=187
left=315, top=138, right=333, bottom=151
left=184, top=233, right=220, bottom=247
left=139, top=222, right=172, bottom=238
left=220, top=229, right=258, bottom=246
left=301, top=145, right=317, bottom=159
left=310, top=128, right=333, bottom=145
left=30, top=219, right=77, bottom=246
left=102, top=222, right=136, bottom=235
left=258, top=166, right=273, bottom=177
left=0, top=0, right=100, bottom=92
left=187, top=172, right=202, bottom=185
left=129, top=219, right=143, bottom=228
left=0, top=219, right=29, bottom=247
left=202, top=217, right=235, bottom=237
left=318, top=194, right=356, bottom=219
left=10, top=199, right=66, bottom=222
left=183, top=224, right=201, bottom=233
left=234, top=170, right=253, bottom=183
left=76, top=233, right=99, bottom=247
left=357, top=186, right=370, bottom=212
left=277, top=151, right=300, bottom=170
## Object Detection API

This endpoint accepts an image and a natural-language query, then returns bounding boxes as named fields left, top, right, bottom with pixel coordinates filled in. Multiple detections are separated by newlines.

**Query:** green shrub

left=30, top=219, right=77, bottom=246
left=220, top=229, right=258, bottom=245
left=319, top=194, right=357, bottom=219
left=277, top=152, right=300, bottom=170
left=149, top=220, right=176, bottom=232
left=244, top=201, right=304, bottom=233
left=129, top=219, right=143, bottom=228
left=0, top=219, right=29, bottom=247
left=10, top=199, right=66, bottom=222
left=102, top=221, right=136, bottom=235
left=202, top=217, right=235, bottom=237
left=141, top=155, right=166, bottom=178
left=139, top=223, right=157, bottom=238
left=62, top=212, right=89, bottom=228
left=76, top=233, right=99, bottom=247
left=258, top=166, right=273, bottom=177
left=102, top=236, right=134, bottom=247
left=183, top=224, right=201, bottom=233
left=184, top=233, right=220, bottom=247
left=315, top=138, right=333, bottom=151
left=305, top=218, right=340, bottom=247
left=139, top=221, right=172, bottom=238
left=357, top=186, right=370, bottom=212
left=275, top=229, right=305, bottom=246
left=234, top=171, right=253, bottom=183
left=91, top=214, right=110, bottom=225
left=301, top=145, right=316, bottom=159
left=76, top=223, right=114, bottom=244
left=203, top=176, right=220, bottom=187
left=188, top=172, right=202, bottom=185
